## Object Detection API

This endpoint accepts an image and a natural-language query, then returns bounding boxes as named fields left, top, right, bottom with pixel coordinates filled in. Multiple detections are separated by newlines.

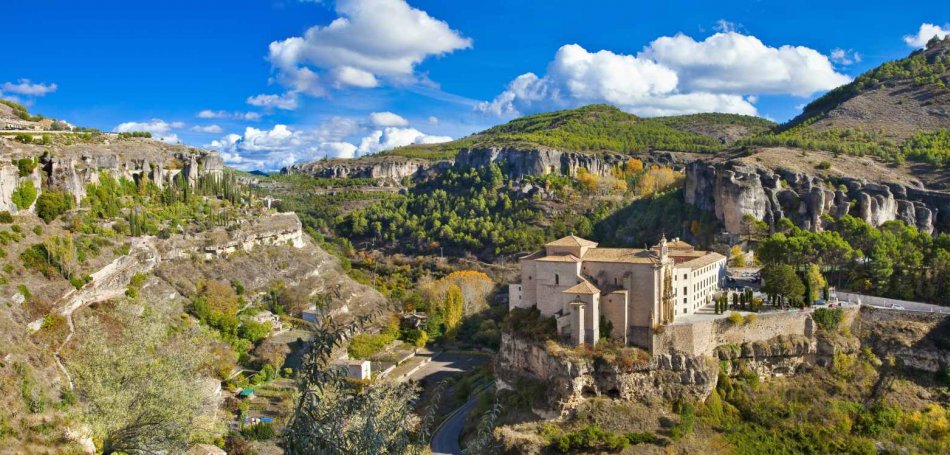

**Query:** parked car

left=891, top=304, right=905, bottom=310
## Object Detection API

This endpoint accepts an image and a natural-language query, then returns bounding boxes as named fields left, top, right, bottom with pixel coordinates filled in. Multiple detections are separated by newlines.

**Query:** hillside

left=372, top=105, right=773, bottom=161
left=787, top=36, right=950, bottom=137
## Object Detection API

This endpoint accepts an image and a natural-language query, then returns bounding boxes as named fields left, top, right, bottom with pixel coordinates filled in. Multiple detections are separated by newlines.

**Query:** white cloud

left=197, top=110, right=262, bottom=121
left=480, top=32, right=851, bottom=117
left=206, top=118, right=451, bottom=170
left=369, top=111, right=409, bottom=127
left=643, top=32, right=850, bottom=96
left=1, top=79, right=57, bottom=96
left=246, top=93, right=299, bottom=110
left=192, top=124, right=223, bottom=134
left=113, top=118, right=184, bottom=142
left=713, top=20, right=738, bottom=33
left=829, top=48, right=862, bottom=65
left=427, top=116, right=439, bottom=125
left=356, top=127, right=451, bottom=155
left=267, top=0, right=470, bottom=94
left=904, top=23, right=949, bottom=48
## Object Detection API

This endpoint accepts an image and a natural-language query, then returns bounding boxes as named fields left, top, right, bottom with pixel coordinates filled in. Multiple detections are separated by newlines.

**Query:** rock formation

left=685, top=160, right=950, bottom=234
left=0, top=138, right=225, bottom=212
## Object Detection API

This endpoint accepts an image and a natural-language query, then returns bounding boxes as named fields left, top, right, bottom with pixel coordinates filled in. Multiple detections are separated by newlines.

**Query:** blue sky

left=1, top=0, right=946, bottom=170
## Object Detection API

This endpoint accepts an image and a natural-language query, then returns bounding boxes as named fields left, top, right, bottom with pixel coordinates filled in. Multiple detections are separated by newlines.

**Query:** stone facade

left=510, top=235, right=726, bottom=349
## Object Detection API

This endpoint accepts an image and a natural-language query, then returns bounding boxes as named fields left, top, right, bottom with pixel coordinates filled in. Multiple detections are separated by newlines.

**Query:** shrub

left=625, top=431, right=657, bottom=445
left=728, top=312, right=745, bottom=326
left=240, top=422, right=275, bottom=440
left=17, top=284, right=31, bottom=300
left=816, top=161, right=832, bottom=170
left=15, top=158, right=36, bottom=177
left=551, top=424, right=629, bottom=453
left=35, top=190, right=73, bottom=223
left=0, top=211, right=12, bottom=223
left=812, top=308, right=843, bottom=331
left=744, top=314, right=757, bottom=325
left=11, top=181, right=37, bottom=210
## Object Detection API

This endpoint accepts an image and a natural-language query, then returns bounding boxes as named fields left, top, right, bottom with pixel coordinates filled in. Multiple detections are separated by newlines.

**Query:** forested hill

left=783, top=35, right=950, bottom=137
left=381, top=105, right=774, bottom=160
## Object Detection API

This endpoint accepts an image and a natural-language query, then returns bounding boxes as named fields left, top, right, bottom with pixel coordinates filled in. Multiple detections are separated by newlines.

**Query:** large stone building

left=509, top=235, right=726, bottom=348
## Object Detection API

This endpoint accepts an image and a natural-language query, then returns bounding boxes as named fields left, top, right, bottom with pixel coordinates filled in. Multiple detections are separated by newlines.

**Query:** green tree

left=68, top=305, right=216, bottom=454
left=762, top=264, right=805, bottom=308
left=35, top=190, right=74, bottom=223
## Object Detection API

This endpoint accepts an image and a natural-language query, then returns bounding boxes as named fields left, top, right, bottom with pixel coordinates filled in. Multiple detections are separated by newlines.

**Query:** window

left=683, top=286, right=687, bottom=294
left=555, top=274, right=559, bottom=285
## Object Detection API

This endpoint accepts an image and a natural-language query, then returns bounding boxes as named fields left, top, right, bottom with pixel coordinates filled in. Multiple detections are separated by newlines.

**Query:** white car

left=891, top=304, right=905, bottom=310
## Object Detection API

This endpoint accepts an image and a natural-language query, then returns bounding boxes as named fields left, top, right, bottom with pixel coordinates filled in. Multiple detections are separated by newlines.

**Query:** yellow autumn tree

left=624, top=158, right=644, bottom=174
left=576, top=167, right=599, bottom=194
left=443, top=285, right=464, bottom=342
left=427, top=270, right=494, bottom=316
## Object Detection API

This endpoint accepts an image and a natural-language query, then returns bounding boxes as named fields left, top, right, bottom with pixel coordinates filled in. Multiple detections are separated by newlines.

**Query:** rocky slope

left=0, top=135, right=224, bottom=213
left=787, top=36, right=950, bottom=139
left=497, top=305, right=950, bottom=417
left=685, top=151, right=950, bottom=234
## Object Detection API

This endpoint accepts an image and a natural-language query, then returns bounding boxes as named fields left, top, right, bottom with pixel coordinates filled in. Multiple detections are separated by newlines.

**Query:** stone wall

left=654, top=310, right=821, bottom=357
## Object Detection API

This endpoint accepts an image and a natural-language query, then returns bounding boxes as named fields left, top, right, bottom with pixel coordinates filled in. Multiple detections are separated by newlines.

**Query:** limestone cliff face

left=455, top=147, right=628, bottom=178
left=282, top=156, right=451, bottom=181
left=685, top=161, right=950, bottom=233
left=497, top=306, right=950, bottom=414
left=495, top=332, right=716, bottom=415
left=0, top=144, right=224, bottom=213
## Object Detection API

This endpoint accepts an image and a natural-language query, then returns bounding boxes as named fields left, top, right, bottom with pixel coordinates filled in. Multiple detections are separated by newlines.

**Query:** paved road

left=430, top=382, right=494, bottom=455
left=408, top=351, right=490, bottom=383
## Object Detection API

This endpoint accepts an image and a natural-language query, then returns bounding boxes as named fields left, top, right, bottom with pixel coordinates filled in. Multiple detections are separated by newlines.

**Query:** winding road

left=430, top=381, right=494, bottom=455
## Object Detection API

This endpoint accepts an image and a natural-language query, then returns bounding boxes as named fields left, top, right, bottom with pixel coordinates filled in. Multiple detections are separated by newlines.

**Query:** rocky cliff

left=0, top=137, right=224, bottom=213
left=454, top=146, right=631, bottom=178
left=281, top=155, right=451, bottom=181
left=685, top=159, right=950, bottom=234
left=497, top=306, right=950, bottom=415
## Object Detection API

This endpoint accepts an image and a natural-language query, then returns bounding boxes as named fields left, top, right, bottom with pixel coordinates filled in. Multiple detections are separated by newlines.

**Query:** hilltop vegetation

left=386, top=105, right=775, bottom=160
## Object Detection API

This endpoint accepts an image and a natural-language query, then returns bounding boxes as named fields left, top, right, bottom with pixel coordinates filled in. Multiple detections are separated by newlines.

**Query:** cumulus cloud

left=480, top=32, right=851, bottom=117
left=113, top=119, right=184, bottom=142
left=904, top=23, right=949, bottom=48
left=643, top=32, right=850, bottom=96
left=1, top=79, right=58, bottom=96
left=206, top=115, right=451, bottom=170
left=246, top=93, right=299, bottom=110
left=356, top=127, right=451, bottom=155
left=267, top=0, right=470, bottom=95
left=369, top=111, right=409, bottom=127
left=829, top=48, right=862, bottom=65
left=192, top=124, right=223, bottom=134
left=197, top=110, right=262, bottom=121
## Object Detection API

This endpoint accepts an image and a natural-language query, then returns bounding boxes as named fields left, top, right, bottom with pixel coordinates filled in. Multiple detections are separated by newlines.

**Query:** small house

left=238, top=388, right=255, bottom=399
left=335, top=359, right=371, bottom=380
left=400, top=312, right=428, bottom=330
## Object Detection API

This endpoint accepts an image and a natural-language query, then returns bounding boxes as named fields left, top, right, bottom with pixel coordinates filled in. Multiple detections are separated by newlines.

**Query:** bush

left=728, top=312, right=745, bottom=326
left=744, top=314, right=757, bottom=325
left=241, top=422, right=276, bottom=440
left=16, top=158, right=36, bottom=177
left=816, top=161, right=832, bottom=170
left=0, top=211, right=12, bottom=223
left=551, top=424, right=629, bottom=453
left=12, top=181, right=37, bottom=210
left=35, top=191, right=73, bottom=223
left=812, top=308, right=843, bottom=331
left=625, top=431, right=657, bottom=445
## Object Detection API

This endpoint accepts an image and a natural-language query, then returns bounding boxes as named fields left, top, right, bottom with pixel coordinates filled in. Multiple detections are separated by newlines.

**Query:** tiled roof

left=582, top=248, right=658, bottom=264
left=546, top=235, right=598, bottom=248
left=563, top=280, right=599, bottom=294
left=675, top=252, right=727, bottom=269
left=537, top=254, right=581, bottom=262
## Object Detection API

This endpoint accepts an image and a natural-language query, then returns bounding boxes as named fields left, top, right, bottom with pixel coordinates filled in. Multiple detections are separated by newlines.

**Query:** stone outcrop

left=282, top=156, right=451, bottom=181
left=497, top=305, right=950, bottom=414
left=495, top=332, right=716, bottom=415
left=685, top=160, right=950, bottom=233
left=454, top=147, right=629, bottom=178
left=0, top=139, right=225, bottom=213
